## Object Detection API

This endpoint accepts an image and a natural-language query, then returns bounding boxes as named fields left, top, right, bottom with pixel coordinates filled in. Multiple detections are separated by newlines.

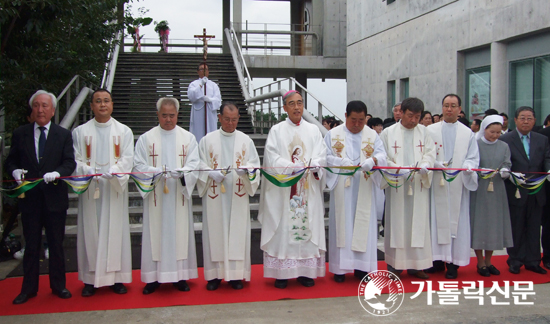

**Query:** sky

left=129, top=0, right=347, bottom=120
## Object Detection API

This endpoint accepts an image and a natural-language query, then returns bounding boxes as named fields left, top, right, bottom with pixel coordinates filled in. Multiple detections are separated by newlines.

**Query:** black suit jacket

left=500, top=129, right=550, bottom=207
left=5, top=123, right=76, bottom=213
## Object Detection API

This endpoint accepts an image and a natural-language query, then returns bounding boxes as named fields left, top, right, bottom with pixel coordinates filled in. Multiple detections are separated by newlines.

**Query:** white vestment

left=325, top=124, right=387, bottom=275
left=258, top=118, right=327, bottom=279
left=73, top=118, right=133, bottom=287
left=188, top=79, right=222, bottom=143
left=133, top=125, right=199, bottom=283
left=380, top=122, right=436, bottom=270
left=197, top=128, right=261, bottom=281
left=427, top=121, right=479, bottom=266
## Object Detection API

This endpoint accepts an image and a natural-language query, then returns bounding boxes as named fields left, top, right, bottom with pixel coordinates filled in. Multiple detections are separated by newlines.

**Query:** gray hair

left=29, top=90, right=57, bottom=109
left=282, top=90, right=302, bottom=105
left=393, top=102, right=402, bottom=109
left=156, top=97, right=180, bottom=111
left=515, top=106, right=535, bottom=119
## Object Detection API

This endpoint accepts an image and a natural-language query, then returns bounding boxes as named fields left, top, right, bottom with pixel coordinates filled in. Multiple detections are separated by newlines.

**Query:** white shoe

left=14, top=247, right=25, bottom=260
left=44, top=248, right=49, bottom=260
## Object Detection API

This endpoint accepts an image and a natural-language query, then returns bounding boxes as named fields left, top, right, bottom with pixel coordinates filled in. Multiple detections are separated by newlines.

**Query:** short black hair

left=421, top=110, right=433, bottom=121
left=401, top=97, right=424, bottom=115
left=514, top=106, right=535, bottom=119
left=197, top=62, right=209, bottom=70
left=472, top=119, right=482, bottom=126
left=219, top=101, right=239, bottom=115
left=366, top=113, right=373, bottom=118
left=345, top=100, right=368, bottom=117
left=91, top=88, right=112, bottom=101
left=543, top=114, right=550, bottom=126
left=367, top=117, right=384, bottom=128
left=458, top=117, right=470, bottom=127
left=442, top=94, right=461, bottom=107
left=484, top=108, right=499, bottom=116
left=499, top=112, right=508, bottom=119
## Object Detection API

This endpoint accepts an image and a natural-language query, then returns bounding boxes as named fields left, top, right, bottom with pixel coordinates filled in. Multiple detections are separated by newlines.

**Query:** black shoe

left=82, top=284, right=96, bottom=297
left=12, top=293, right=37, bottom=305
left=229, top=280, right=243, bottom=290
left=525, top=265, right=548, bottom=274
left=111, top=283, right=127, bottom=294
left=174, top=280, right=190, bottom=291
left=297, top=276, right=315, bottom=287
left=274, top=279, right=288, bottom=289
left=487, top=265, right=500, bottom=275
left=52, top=288, right=72, bottom=299
left=386, top=265, right=402, bottom=278
left=477, top=266, right=491, bottom=277
left=508, top=265, right=521, bottom=274
left=206, top=279, right=221, bottom=291
left=143, top=281, right=161, bottom=295
left=333, top=274, right=345, bottom=283
left=354, top=270, right=368, bottom=280
left=424, top=261, right=446, bottom=274
left=544, top=261, right=550, bottom=270
left=445, top=263, right=458, bottom=280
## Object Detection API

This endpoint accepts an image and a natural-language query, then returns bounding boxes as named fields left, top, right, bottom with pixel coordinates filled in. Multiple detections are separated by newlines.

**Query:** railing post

left=318, top=102, right=323, bottom=123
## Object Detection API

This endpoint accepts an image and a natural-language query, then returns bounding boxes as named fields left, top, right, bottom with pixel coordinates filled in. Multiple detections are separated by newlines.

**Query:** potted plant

left=127, top=17, right=153, bottom=52
left=154, top=20, right=170, bottom=53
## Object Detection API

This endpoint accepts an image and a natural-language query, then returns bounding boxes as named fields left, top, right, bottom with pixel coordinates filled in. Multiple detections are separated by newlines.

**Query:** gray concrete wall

left=322, top=0, right=347, bottom=57
left=347, top=0, right=550, bottom=119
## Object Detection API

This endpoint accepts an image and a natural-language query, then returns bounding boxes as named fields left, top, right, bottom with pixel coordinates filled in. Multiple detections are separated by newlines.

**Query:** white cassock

left=325, top=124, right=387, bottom=275
left=188, top=78, right=222, bottom=143
left=259, top=118, right=327, bottom=279
left=380, top=122, right=436, bottom=270
left=197, top=128, right=261, bottom=281
left=73, top=118, right=133, bottom=287
left=133, top=125, right=199, bottom=283
left=427, top=121, right=479, bottom=266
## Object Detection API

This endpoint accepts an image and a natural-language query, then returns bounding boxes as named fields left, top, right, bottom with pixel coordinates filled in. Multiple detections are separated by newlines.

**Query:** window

left=400, top=78, right=409, bottom=100
left=387, top=81, right=396, bottom=117
left=465, top=66, right=490, bottom=120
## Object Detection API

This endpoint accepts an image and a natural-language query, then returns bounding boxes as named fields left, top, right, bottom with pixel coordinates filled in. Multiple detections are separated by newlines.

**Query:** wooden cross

left=392, top=141, right=401, bottom=154
left=150, top=144, right=158, bottom=167
left=194, top=28, right=215, bottom=61
left=179, top=145, right=186, bottom=166
left=416, top=140, right=425, bottom=153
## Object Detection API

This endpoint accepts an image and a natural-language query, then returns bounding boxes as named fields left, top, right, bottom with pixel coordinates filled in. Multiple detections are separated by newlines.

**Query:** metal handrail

left=59, top=87, right=94, bottom=129
left=289, top=77, right=343, bottom=121
left=225, top=27, right=254, bottom=99
left=101, top=31, right=122, bottom=92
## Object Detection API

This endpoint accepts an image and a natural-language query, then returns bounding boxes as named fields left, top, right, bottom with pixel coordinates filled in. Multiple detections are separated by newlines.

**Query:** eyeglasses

left=517, top=117, right=534, bottom=122
left=443, top=104, right=459, bottom=109
left=286, top=100, right=303, bottom=108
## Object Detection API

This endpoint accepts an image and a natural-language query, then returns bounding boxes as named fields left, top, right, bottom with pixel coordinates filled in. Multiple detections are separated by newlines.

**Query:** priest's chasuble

left=188, top=78, right=222, bottom=143
left=258, top=118, right=327, bottom=279
left=197, top=128, right=261, bottom=281
left=380, top=122, right=435, bottom=270
left=325, top=124, right=387, bottom=275
left=73, top=118, right=133, bottom=287
left=427, top=121, right=479, bottom=266
left=133, top=125, right=199, bottom=283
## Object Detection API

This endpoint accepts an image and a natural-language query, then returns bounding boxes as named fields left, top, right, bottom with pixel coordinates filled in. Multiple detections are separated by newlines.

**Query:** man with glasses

left=500, top=106, right=550, bottom=274
left=197, top=102, right=260, bottom=291
left=188, top=62, right=222, bottom=142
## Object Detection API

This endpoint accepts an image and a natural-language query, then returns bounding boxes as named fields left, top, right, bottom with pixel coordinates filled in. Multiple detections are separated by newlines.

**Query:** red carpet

left=1, top=255, right=549, bottom=316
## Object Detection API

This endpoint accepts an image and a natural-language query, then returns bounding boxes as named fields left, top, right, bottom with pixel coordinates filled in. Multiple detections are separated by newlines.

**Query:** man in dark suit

left=538, top=124, right=550, bottom=270
left=6, top=90, right=76, bottom=304
left=500, top=106, right=550, bottom=275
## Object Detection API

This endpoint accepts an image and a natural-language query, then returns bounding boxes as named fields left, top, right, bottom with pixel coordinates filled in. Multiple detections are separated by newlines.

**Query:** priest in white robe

left=380, top=97, right=435, bottom=279
left=258, top=90, right=327, bottom=289
left=133, top=97, right=200, bottom=294
left=73, top=89, right=133, bottom=297
left=188, top=62, right=222, bottom=143
left=325, top=101, right=387, bottom=283
left=197, top=102, right=260, bottom=291
left=426, top=94, right=479, bottom=279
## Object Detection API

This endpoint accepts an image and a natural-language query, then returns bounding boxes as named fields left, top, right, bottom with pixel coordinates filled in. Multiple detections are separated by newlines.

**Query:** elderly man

left=6, top=90, right=76, bottom=304
left=380, top=97, right=435, bottom=279
left=383, top=103, right=402, bottom=128
left=72, top=89, right=134, bottom=297
left=259, top=90, right=327, bottom=289
left=133, top=97, right=200, bottom=294
left=325, top=100, right=386, bottom=282
left=188, top=62, right=222, bottom=143
left=197, top=102, right=260, bottom=291
left=426, top=94, right=479, bottom=280
left=501, top=106, right=550, bottom=274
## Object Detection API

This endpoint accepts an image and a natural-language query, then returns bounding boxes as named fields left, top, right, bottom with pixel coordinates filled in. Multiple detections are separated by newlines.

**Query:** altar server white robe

left=188, top=78, right=222, bottom=143
left=427, top=121, right=479, bottom=266
left=133, top=126, right=200, bottom=283
left=73, top=118, right=134, bottom=287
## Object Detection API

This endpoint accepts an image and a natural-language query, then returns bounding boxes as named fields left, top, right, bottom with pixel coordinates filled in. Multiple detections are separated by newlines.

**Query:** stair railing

left=101, top=31, right=122, bottom=92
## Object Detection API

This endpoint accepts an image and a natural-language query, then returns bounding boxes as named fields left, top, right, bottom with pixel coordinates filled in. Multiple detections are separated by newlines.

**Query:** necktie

left=38, top=126, right=46, bottom=160
left=522, top=135, right=530, bottom=159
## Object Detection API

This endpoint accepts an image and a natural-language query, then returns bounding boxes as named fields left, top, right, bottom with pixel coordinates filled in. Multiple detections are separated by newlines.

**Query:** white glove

left=310, top=160, right=322, bottom=173
left=12, top=169, right=28, bottom=185
left=83, top=165, right=95, bottom=175
left=203, top=96, right=212, bottom=103
left=419, top=163, right=429, bottom=175
left=464, top=167, right=474, bottom=175
left=434, top=160, right=445, bottom=169
left=170, top=167, right=187, bottom=179
left=546, top=170, right=550, bottom=182
left=148, top=167, right=162, bottom=174
left=235, top=166, right=248, bottom=177
left=101, top=166, right=116, bottom=179
left=208, top=170, right=226, bottom=183
left=43, top=172, right=60, bottom=184
left=511, top=172, right=526, bottom=185
left=360, top=158, right=375, bottom=172
left=340, top=158, right=354, bottom=167
left=200, top=77, right=208, bottom=85
left=499, top=168, right=510, bottom=179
